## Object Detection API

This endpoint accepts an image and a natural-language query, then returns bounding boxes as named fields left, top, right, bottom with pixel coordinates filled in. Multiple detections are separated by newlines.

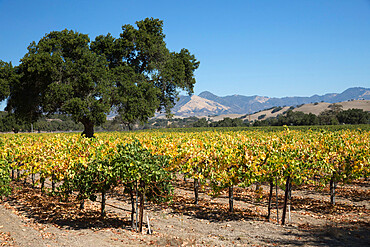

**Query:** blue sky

left=1, top=0, right=370, bottom=110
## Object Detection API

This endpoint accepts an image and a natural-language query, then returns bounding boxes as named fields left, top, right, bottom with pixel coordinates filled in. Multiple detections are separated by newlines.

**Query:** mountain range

left=170, top=87, right=370, bottom=117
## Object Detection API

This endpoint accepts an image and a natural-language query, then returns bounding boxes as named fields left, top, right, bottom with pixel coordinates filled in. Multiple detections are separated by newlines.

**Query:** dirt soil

left=0, top=178, right=369, bottom=247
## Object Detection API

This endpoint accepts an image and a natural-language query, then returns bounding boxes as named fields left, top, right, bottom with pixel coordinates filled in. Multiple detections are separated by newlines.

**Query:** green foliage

left=63, top=139, right=173, bottom=205
left=92, top=18, right=199, bottom=122
left=112, top=66, right=161, bottom=128
left=0, top=113, right=23, bottom=133
left=253, top=108, right=369, bottom=127
left=114, top=140, right=173, bottom=202
left=337, top=108, right=370, bottom=124
left=6, top=30, right=110, bottom=137
left=271, top=106, right=283, bottom=113
left=192, top=118, right=209, bottom=127
left=210, top=117, right=247, bottom=127
left=318, top=110, right=339, bottom=125
left=0, top=160, right=11, bottom=198
left=0, top=111, right=83, bottom=133
left=67, top=153, right=119, bottom=202
left=0, top=60, right=15, bottom=101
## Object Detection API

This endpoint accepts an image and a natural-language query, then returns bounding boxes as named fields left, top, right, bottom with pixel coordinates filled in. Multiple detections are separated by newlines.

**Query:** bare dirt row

left=1, top=178, right=369, bottom=246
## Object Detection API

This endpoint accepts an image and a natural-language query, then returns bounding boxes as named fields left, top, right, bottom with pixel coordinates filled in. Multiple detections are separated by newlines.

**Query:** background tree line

left=253, top=107, right=370, bottom=127
left=1, top=106, right=368, bottom=133
left=188, top=106, right=369, bottom=128
left=0, top=112, right=83, bottom=133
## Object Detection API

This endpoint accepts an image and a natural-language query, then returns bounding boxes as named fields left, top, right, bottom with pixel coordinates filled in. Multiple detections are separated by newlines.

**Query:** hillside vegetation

left=150, top=100, right=370, bottom=129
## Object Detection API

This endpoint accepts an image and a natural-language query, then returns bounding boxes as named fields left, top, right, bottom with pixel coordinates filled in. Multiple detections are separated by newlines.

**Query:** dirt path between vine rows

left=0, top=179, right=369, bottom=246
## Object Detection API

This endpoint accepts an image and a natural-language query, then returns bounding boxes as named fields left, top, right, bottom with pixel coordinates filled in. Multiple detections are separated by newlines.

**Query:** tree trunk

left=136, top=188, right=139, bottom=231
left=130, top=187, right=135, bottom=229
left=267, top=179, right=273, bottom=221
left=276, top=177, right=279, bottom=224
left=31, top=173, right=35, bottom=188
left=138, top=180, right=145, bottom=233
left=40, top=177, right=45, bottom=193
left=51, top=173, right=55, bottom=192
left=229, top=186, right=234, bottom=213
left=282, top=175, right=291, bottom=225
left=81, top=119, right=95, bottom=138
left=101, top=190, right=106, bottom=218
left=194, top=179, right=199, bottom=205
left=63, top=181, right=71, bottom=202
left=330, top=173, right=337, bottom=205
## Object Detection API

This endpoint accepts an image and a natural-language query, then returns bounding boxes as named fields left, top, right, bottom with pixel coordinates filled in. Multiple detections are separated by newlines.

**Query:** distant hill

left=168, top=87, right=370, bottom=118
left=172, top=95, right=230, bottom=117
left=240, top=100, right=370, bottom=122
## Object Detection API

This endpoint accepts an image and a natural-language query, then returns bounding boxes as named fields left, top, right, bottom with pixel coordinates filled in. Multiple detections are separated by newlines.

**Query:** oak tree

left=0, top=60, right=13, bottom=101
left=6, top=18, right=199, bottom=137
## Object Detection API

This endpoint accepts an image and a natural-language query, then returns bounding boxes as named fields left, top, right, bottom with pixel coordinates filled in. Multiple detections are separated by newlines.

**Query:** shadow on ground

left=257, top=222, right=370, bottom=247
left=5, top=181, right=132, bottom=230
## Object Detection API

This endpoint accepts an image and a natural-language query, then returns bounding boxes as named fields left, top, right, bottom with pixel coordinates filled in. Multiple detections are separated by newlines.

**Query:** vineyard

left=0, top=127, right=369, bottom=246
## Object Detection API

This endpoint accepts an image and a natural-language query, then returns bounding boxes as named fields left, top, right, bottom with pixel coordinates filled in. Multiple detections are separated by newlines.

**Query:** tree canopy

left=5, top=18, right=199, bottom=137
left=0, top=60, right=13, bottom=101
